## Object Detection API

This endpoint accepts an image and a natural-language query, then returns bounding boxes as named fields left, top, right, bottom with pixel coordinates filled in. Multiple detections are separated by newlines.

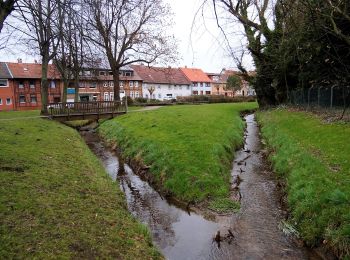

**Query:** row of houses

left=0, top=60, right=255, bottom=111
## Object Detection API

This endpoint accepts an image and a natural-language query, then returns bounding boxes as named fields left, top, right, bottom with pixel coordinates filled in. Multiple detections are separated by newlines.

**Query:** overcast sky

left=0, top=0, right=254, bottom=73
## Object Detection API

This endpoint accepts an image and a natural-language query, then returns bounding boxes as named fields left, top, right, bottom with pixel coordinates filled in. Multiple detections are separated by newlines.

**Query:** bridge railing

left=47, top=101, right=125, bottom=116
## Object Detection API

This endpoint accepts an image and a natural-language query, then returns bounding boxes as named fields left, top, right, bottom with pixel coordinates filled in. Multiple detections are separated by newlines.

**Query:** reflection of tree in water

left=117, top=165, right=181, bottom=249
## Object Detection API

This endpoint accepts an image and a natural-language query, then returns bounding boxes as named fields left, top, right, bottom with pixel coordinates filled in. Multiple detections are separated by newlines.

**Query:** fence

left=289, top=86, right=350, bottom=109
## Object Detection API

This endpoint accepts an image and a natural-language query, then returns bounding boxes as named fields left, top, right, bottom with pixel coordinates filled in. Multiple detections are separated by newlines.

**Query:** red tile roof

left=131, top=65, right=191, bottom=85
left=180, top=67, right=212, bottom=83
left=6, top=62, right=60, bottom=79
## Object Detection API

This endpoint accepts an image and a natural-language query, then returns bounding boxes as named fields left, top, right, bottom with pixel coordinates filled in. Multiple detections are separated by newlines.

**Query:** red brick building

left=0, top=62, right=14, bottom=111
left=66, top=66, right=143, bottom=102
left=6, top=62, right=62, bottom=110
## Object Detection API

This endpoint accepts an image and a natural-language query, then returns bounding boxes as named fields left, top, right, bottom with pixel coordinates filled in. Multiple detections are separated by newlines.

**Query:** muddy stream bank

left=80, top=114, right=320, bottom=260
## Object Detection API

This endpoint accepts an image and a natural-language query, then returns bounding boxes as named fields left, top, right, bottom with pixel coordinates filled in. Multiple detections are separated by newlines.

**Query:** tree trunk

left=113, top=68, right=120, bottom=101
left=62, top=79, right=68, bottom=103
left=0, top=0, right=16, bottom=34
left=41, top=56, right=49, bottom=114
left=74, top=74, right=79, bottom=102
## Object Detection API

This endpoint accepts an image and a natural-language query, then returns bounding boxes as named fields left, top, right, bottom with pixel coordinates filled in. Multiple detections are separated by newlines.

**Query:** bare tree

left=0, top=0, right=17, bottom=33
left=15, top=0, right=63, bottom=113
left=54, top=0, right=88, bottom=102
left=83, top=0, right=177, bottom=101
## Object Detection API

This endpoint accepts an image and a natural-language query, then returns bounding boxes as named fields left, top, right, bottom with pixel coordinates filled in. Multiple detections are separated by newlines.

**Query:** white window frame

left=30, top=95, right=37, bottom=103
left=0, top=79, right=8, bottom=87
left=50, top=81, right=56, bottom=89
left=0, top=98, right=2, bottom=105
left=18, top=81, right=24, bottom=88
left=6, top=98, right=11, bottom=105
left=19, top=95, right=26, bottom=103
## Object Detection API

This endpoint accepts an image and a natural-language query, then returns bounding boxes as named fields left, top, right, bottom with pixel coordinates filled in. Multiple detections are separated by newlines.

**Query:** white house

left=131, top=65, right=192, bottom=100
left=180, top=67, right=212, bottom=95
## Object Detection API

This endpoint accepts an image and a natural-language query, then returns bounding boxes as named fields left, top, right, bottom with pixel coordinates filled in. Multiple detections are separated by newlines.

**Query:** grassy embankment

left=0, top=111, right=161, bottom=259
left=99, top=103, right=258, bottom=211
left=257, top=109, right=350, bottom=258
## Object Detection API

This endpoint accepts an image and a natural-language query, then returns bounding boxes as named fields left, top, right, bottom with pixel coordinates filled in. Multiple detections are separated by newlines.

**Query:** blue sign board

left=67, top=88, right=75, bottom=94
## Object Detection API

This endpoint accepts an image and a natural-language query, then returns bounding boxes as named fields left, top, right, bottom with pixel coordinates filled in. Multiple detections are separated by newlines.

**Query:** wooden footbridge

left=45, top=101, right=127, bottom=122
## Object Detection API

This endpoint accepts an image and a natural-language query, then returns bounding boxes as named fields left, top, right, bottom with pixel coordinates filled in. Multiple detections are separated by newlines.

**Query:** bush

left=176, top=95, right=256, bottom=104
left=134, top=97, right=148, bottom=103
left=122, top=96, right=134, bottom=106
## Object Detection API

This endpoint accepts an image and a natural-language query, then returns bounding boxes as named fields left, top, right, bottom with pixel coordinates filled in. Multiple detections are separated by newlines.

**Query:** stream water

left=81, top=114, right=320, bottom=260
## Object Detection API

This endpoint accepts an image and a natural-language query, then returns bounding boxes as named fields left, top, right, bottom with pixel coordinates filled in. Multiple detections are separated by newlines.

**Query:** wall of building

left=142, top=83, right=191, bottom=100
left=191, top=82, right=212, bottom=95
left=12, top=79, right=62, bottom=110
left=0, top=79, right=15, bottom=111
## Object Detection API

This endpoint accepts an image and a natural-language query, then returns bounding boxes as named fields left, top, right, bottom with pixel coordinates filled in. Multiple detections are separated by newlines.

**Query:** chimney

left=34, top=60, right=38, bottom=64
left=17, top=58, right=22, bottom=63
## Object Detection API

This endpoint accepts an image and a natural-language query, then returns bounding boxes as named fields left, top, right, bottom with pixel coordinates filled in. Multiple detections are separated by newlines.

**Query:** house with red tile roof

left=220, top=69, right=256, bottom=96
left=132, top=65, right=191, bottom=100
left=5, top=61, right=62, bottom=110
left=72, top=65, right=143, bottom=102
left=180, top=67, right=212, bottom=95
left=206, top=72, right=234, bottom=97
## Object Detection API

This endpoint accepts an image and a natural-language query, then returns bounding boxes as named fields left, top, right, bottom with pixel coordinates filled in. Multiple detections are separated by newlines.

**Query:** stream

left=81, top=114, right=321, bottom=260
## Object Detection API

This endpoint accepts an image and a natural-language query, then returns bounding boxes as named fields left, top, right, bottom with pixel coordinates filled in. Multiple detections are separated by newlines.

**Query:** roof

left=131, top=65, right=191, bottom=85
left=0, top=62, right=12, bottom=78
left=6, top=62, right=60, bottom=79
left=180, top=67, right=212, bottom=83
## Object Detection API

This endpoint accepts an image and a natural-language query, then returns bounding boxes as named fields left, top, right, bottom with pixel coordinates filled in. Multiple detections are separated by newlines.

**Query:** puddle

left=80, top=114, right=321, bottom=260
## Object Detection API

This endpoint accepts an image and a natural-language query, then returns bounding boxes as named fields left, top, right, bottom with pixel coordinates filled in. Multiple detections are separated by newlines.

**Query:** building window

left=84, top=70, right=91, bottom=76
left=135, top=92, right=139, bottom=97
left=206, top=83, right=210, bottom=87
left=158, top=94, right=161, bottom=99
left=179, top=86, right=182, bottom=90
left=79, top=82, right=84, bottom=88
left=30, top=95, right=37, bottom=103
left=50, top=81, right=56, bottom=88
left=19, top=95, right=26, bottom=103
left=6, top=98, right=11, bottom=105
left=0, top=98, right=2, bottom=105
left=104, top=93, right=109, bottom=101
left=109, top=81, right=114, bottom=87
left=103, top=82, right=108, bottom=88
left=91, top=82, right=97, bottom=88
left=192, top=90, right=198, bottom=95
left=135, top=81, right=139, bottom=87
left=92, top=95, right=97, bottom=101
left=168, top=85, right=171, bottom=90
left=0, top=79, right=8, bottom=87
left=145, top=94, right=149, bottom=99
left=130, top=81, right=133, bottom=87
left=187, top=86, right=190, bottom=90
left=205, top=91, right=211, bottom=95
left=100, top=71, right=105, bottom=76
left=158, top=85, right=161, bottom=89
left=19, top=81, right=24, bottom=88
left=30, top=80, right=35, bottom=88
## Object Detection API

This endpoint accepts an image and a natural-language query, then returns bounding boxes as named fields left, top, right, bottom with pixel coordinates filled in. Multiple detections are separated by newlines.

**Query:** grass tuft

left=208, top=198, right=240, bottom=213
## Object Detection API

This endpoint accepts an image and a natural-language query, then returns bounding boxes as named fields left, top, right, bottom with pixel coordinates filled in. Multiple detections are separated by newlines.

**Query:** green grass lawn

left=257, top=109, right=350, bottom=258
left=99, top=103, right=258, bottom=205
left=0, top=111, right=161, bottom=259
